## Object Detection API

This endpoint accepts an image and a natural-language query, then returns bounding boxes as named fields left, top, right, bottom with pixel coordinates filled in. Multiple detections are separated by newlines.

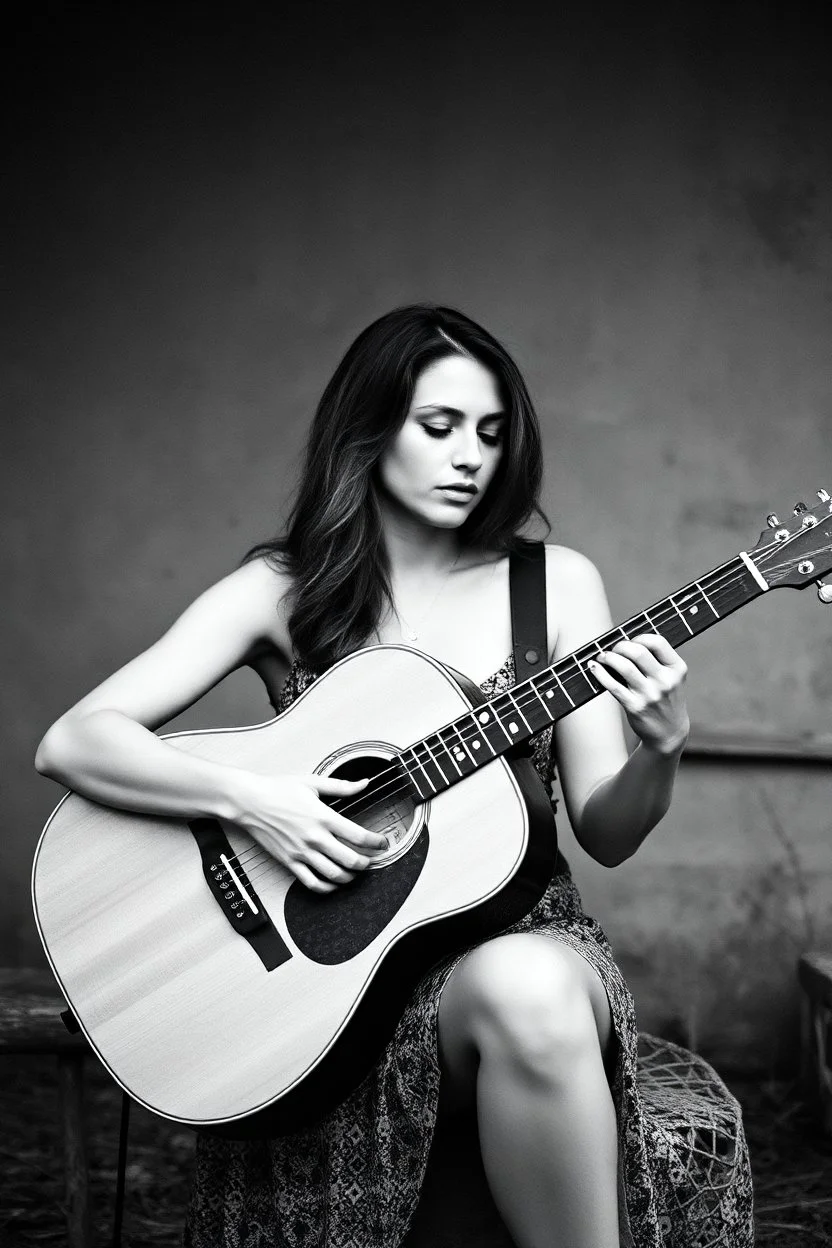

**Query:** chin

left=425, top=508, right=470, bottom=529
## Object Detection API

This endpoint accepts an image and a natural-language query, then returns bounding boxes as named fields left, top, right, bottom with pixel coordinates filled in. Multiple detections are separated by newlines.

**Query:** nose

left=452, top=426, right=483, bottom=472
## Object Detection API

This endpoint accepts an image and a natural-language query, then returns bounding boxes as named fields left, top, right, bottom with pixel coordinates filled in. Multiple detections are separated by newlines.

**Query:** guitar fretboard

left=396, top=553, right=766, bottom=800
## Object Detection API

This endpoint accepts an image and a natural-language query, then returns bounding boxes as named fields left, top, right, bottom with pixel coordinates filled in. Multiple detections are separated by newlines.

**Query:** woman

left=35, top=304, right=746, bottom=1248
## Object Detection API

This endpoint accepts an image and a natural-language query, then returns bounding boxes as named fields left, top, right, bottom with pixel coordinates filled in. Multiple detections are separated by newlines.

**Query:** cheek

left=378, top=435, right=424, bottom=496
left=382, top=429, right=436, bottom=482
left=481, top=447, right=504, bottom=487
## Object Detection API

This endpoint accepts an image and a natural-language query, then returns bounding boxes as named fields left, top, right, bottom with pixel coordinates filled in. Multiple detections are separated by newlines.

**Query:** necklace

left=395, top=553, right=461, bottom=642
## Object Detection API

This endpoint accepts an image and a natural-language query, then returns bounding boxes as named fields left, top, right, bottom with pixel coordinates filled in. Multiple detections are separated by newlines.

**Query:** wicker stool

left=405, top=1033, right=753, bottom=1247
left=637, top=1033, right=754, bottom=1247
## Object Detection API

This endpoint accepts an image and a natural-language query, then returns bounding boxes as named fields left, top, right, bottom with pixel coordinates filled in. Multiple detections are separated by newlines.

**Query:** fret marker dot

left=472, top=741, right=481, bottom=750
left=509, top=721, right=518, bottom=733
left=454, top=747, right=465, bottom=759
left=546, top=690, right=554, bottom=699
left=479, top=712, right=490, bottom=724
left=689, top=605, right=698, bottom=615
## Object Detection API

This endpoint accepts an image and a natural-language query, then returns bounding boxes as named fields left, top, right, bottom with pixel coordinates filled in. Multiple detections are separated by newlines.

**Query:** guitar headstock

left=749, top=489, right=832, bottom=598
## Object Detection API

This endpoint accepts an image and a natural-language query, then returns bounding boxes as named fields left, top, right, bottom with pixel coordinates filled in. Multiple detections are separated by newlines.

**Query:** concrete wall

left=5, top=4, right=831, bottom=1072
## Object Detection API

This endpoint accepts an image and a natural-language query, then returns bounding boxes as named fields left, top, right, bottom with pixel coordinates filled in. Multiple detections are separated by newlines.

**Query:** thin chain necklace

left=395, top=552, right=462, bottom=642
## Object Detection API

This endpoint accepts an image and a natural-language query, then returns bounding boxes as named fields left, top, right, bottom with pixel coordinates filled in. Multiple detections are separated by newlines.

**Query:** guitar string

left=232, top=530, right=818, bottom=884
left=229, top=534, right=805, bottom=884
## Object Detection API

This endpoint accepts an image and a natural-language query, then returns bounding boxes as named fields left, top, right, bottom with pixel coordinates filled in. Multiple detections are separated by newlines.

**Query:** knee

left=466, top=939, right=601, bottom=1085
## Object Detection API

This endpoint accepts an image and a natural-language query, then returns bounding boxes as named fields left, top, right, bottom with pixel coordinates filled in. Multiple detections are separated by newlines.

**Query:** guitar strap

left=509, top=539, right=548, bottom=684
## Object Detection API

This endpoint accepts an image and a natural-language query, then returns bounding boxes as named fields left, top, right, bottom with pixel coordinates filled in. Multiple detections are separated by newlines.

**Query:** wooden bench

left=0, top=967, right=93, bottom=1247
left=798, top=952, right=832, bottom=1136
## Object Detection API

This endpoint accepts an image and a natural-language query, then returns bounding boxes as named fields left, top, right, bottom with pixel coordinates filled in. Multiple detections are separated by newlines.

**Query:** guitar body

left=32, top=645, right=557, bottom=1137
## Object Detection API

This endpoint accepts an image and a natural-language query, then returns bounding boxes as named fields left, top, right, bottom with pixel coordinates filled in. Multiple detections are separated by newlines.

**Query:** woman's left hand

left=587, top=634, right=690, bottom=757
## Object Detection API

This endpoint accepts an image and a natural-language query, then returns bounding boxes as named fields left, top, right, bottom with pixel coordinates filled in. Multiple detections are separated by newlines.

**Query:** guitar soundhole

left=319, top=743, right=428, bottom=869
left=286, top=744, right=431, bottom=965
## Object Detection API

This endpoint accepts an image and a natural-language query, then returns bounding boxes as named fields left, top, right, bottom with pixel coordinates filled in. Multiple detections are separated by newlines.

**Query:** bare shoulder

left=546, top=544, right=606, bottom=606
left=210, top=555, right=295, bottom=659
left=158, top=554, right=295, bottom=668
left=543, top=543, right=605, bottom=593
left=542, top=543, right=612, bottom=659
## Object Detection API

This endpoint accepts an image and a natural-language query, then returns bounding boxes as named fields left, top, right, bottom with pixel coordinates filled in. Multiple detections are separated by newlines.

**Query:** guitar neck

left=397, top=551, right=768, bottom=801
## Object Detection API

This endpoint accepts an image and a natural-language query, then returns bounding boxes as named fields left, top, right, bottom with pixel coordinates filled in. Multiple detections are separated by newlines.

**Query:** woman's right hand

left=229, top=772, right=387, bottom=893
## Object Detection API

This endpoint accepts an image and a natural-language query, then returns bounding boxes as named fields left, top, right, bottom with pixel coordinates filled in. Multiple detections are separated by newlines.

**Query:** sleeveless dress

left=184, top=655, right=753, bottom=1248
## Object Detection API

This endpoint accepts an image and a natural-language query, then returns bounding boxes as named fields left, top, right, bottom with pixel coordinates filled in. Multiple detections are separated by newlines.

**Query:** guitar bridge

left=188, top=818, right=292, bottom=971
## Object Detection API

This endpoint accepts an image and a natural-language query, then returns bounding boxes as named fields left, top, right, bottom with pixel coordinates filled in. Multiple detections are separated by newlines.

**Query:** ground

left=1, top=1056, right=830, bottom=1246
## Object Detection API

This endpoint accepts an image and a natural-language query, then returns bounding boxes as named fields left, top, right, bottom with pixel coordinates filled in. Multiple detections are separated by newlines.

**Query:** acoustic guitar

left=32, top=493, right=832, bottom=1138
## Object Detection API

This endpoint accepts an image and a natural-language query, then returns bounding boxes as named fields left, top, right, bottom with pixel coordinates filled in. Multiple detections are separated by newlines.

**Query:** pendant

left=403, top=627, right=418, bottom=642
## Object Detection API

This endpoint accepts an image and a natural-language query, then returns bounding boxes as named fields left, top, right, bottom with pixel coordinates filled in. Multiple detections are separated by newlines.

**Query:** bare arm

left=35, top=558, right=386, bottom=891
left=546, top=547, right=690, bottom=868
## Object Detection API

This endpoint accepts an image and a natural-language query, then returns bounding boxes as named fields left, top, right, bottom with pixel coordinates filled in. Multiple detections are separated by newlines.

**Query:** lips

left=438, top=484, right=478, bottom=496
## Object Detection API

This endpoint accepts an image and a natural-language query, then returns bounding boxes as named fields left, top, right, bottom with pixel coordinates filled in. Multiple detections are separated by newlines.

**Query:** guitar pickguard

left=283, top=826, right=430, bottom=964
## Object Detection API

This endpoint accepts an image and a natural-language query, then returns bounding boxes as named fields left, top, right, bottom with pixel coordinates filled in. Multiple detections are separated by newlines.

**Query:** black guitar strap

left=509, top=539, right=548, bottom=684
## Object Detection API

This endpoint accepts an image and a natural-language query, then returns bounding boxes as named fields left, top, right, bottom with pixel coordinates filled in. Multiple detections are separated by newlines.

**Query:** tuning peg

left=766, top=514, right=781, bottom=528
left=794, top=501, right=808, bottom=515
left=819, top=489, right=831, bottom=502
left=818, top=581, right=832, bottom=604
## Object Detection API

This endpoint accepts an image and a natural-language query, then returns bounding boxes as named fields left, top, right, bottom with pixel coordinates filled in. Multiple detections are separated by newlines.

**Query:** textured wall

left=5, top=4, right=831, bottom=1071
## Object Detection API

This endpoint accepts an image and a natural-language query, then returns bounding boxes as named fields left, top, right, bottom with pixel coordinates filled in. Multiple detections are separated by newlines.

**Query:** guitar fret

left=491, top=700, right=516, bottom=743
left=528, top=676, right=555, bottom=720
left=446, top=743, right=466, bottom=773
left=412, top=743, right=442, bottom=795
left=673, top=589, right=701, bottom=620
left=550, top=669, right=575, bottom=706
left=668, top=595, right=694, bottom=635
left=573, top=655, right=597, bottom=694
left=441, top=732, right=465, bottom=776
left=695, top=580, right=720, bottom=619
left=471, top=709, right=499, bottom=755
left=624, top=613, right=652, bottom=640
left=506, top=689, right=532, bottom=733
left=423, top=736, right=450, bottom=785
left=459, top=713, right=493, bottom=759
left=402, top=747, right=431, bottom=800
left=438, top=723, right=473, bottom=776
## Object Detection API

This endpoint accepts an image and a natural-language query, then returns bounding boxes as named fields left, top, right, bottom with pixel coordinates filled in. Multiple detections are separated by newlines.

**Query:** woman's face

left=377, top=353, right=505, bottom=530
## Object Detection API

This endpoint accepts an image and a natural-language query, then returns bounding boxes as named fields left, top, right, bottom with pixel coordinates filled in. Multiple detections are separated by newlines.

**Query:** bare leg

left=437, top=933, right=619, bottom=1248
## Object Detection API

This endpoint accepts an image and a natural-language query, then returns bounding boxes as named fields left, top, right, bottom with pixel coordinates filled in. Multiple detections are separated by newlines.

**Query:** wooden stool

left=798, top=952, right=832, bottom=1136
left=0, top=967, right=93, bottom=1247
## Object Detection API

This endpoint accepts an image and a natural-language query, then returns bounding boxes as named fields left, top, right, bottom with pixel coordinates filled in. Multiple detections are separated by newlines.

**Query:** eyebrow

left=414, top=405, right=506, bottom=422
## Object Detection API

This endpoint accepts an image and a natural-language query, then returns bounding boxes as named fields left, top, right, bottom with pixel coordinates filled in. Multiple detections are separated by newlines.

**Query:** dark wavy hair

left=246, top=303, right=551, bottom=670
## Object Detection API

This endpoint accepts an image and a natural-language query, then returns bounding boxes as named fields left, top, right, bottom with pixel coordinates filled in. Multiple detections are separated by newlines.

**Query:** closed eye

left=423, top=426, right=503, bottom=446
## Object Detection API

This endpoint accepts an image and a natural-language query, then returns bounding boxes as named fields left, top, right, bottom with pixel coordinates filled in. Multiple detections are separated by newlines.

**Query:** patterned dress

left=184, top=655, right=753, bottom=1248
